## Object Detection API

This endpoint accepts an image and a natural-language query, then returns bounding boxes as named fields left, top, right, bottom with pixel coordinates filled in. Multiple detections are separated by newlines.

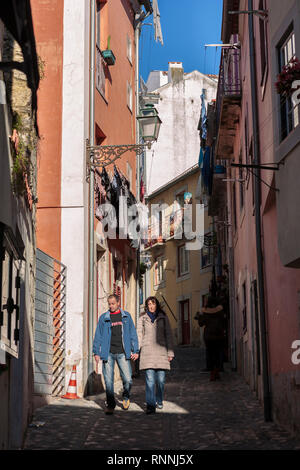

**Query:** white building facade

left=144, top=62, right=218, bottom=196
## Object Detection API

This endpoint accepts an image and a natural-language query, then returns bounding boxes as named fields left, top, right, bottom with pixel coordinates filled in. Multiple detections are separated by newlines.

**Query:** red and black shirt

left=110, top=309, right=124, bottom=354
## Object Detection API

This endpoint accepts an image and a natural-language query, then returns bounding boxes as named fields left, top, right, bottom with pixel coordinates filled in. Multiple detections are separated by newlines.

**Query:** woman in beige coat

left=137, top=296, right=175, bottom=414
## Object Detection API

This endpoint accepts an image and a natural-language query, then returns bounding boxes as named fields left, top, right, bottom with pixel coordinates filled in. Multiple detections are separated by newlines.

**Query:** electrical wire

left=247, top=167, right=279, bottom=192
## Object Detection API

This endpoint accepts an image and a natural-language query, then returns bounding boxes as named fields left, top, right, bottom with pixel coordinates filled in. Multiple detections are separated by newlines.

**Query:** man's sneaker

left=156, top=403, right=163, bottom=409
left=105, top=407, right=114, bottom=415
left=122, top=399, right=130, bottom=410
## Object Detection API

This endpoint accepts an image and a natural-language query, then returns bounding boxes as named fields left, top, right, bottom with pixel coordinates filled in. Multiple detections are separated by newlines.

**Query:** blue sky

left=140, top=0, right=223, bottom=83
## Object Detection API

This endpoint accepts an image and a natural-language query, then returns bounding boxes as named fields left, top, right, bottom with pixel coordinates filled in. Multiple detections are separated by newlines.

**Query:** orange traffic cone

left=62, top=365, right=80, bottom=399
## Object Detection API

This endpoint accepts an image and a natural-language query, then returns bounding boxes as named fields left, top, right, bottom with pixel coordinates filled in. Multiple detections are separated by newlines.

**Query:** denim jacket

left=92, top=309, right=139, bottom=361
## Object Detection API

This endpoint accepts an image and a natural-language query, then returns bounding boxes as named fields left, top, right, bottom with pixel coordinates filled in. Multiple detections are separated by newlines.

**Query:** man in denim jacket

left=93, top=294, right=139, bottom=414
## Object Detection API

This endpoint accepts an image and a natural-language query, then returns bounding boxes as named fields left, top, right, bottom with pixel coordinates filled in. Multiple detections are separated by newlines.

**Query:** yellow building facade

left=143, top=165, right=213, bottom=347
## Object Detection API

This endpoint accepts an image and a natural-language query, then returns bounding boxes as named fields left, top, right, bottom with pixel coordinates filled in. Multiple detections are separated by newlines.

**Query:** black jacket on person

left=198, top=306, right=224, bottom=342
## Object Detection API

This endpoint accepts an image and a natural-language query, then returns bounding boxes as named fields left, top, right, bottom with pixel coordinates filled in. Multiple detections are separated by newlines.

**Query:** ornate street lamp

left=86, top=104, right=162, bottom=170
left=136, top=104, right=162, bottom=147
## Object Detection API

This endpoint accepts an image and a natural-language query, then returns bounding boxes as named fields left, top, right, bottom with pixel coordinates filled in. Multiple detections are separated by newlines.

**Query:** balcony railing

left=216, top=34, right=241, bottom=130
left=144, top=208, right=188, bottom=249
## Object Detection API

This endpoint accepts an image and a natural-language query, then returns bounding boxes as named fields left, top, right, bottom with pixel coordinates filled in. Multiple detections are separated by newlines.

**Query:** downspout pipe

left=135, top=8, right=151, bottom=327
left=135, top=20, right=141, bottom=328
left=88, top=0, right=96, bottom=377
left=248, top=0, right=272, bottom=421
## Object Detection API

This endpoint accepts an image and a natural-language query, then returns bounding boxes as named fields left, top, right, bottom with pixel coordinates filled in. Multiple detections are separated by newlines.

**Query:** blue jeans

left=102, top=353, right=132, bottom=409
left=145, top=369, right=166, bottom=410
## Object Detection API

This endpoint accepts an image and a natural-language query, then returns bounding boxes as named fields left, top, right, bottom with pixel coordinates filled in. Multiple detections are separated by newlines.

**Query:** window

left=259, top=0, right=268, bottom=84
left=158, top=210, right=163, bottom=238
left=0, top=229, right=21, bottom=358
left=152, top=202, right=165, bottom=241
left=127, top=81, right=133, bottom=111
left=278, top=27, right=299, bottom=140
left=127, top=35, right=132, bottom=64
left=178, top=244, right=189, bottom=277
left=96, top=48, right=106, bottom=98
left=154, top=256, right=164, bottom=286
left=173, top=191, right=185, bottom=236
left=200, top=234, right=213, bottom=269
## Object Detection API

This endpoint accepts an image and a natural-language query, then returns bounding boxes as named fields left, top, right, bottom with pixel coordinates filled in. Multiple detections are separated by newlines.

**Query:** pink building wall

left=225, top=0, right=300, bottom=434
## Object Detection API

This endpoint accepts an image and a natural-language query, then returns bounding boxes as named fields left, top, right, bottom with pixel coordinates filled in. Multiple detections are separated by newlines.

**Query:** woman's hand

left=94, top=355, right=100, bottom=364
left=168, top=356, right=173, bottom=362
left=131, top=353, right=139, bottom=361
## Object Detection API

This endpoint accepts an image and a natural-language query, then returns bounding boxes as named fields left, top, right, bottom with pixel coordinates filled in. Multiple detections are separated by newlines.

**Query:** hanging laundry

left=202, top=146, right=211, bottom=192
left=198, top=146, right=204, bottom=168
left=153, top=0, right=164, bottom=46
left=95, top=170, right=107, bottom=205
left=140, top=177, right=145, bottom=203
left=110, top=166, right=122, bottom=229
left=100, top=167, right=112, bottom=202
left=200, top=91, right=207, bottom=147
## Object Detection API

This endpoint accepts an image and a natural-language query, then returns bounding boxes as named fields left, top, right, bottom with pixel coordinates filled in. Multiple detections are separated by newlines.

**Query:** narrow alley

left=2, top=0, right=300, bottom=452
left=24, top=347, right=300, bottom=451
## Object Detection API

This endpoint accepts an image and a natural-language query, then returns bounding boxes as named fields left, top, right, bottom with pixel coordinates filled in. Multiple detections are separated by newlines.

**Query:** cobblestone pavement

left=24, top=347, right=300, bottom=450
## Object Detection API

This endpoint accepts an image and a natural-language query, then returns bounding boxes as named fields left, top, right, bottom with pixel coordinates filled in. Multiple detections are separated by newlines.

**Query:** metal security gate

left=34, top=249, right=66, bottom=396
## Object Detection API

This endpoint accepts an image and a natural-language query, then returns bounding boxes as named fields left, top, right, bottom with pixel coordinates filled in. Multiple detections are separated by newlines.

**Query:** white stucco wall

left=61, top=0, right=90, bottom=395
left=145, top=70, right=217, bottom=195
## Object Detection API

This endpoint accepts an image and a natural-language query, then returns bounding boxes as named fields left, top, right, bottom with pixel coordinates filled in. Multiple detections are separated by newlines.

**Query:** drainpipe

left=88, top=0, right=96, bottom=377
left=248, top=0, right=272, bottom=421
left=134, top=9, right=151, bottom=326
left=135, top=20, right=141, bottom=327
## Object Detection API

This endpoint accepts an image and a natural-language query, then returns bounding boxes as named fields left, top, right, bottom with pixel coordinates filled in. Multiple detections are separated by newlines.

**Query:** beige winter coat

left=137, top=312, right=175, bottom=370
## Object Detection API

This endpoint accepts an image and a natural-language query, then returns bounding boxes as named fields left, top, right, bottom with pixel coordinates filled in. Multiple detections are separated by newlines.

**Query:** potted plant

left=275, top=57, right=300, bottom=97
left=102, top=36, right=116, bottom=66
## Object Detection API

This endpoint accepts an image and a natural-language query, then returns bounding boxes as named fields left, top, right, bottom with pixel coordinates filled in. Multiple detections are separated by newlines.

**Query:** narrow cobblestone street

left=24, top=347, right=300, bottom=451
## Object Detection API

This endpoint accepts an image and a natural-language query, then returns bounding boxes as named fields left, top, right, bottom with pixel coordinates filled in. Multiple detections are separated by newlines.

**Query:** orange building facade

left=30, top=0, right=151, bottom=399
left=31, top=0, right=64, bottom=261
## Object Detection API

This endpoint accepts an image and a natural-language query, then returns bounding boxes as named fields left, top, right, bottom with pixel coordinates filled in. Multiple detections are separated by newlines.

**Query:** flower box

left=102, top=49, right=116, bottom=66
left=275, top=57, right=300, bottom=97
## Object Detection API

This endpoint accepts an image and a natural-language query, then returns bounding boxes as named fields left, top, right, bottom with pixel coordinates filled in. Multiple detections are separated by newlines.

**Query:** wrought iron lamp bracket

left=86, top=141, right=150, bottom=173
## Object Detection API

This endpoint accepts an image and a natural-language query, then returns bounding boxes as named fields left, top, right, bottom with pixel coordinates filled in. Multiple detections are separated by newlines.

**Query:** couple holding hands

left=93, top=294, right=174, bottom=415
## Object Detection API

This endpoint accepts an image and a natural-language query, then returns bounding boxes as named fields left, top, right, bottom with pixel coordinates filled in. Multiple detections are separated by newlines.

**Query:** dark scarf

left=146, top=310, right=158, bottom=323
